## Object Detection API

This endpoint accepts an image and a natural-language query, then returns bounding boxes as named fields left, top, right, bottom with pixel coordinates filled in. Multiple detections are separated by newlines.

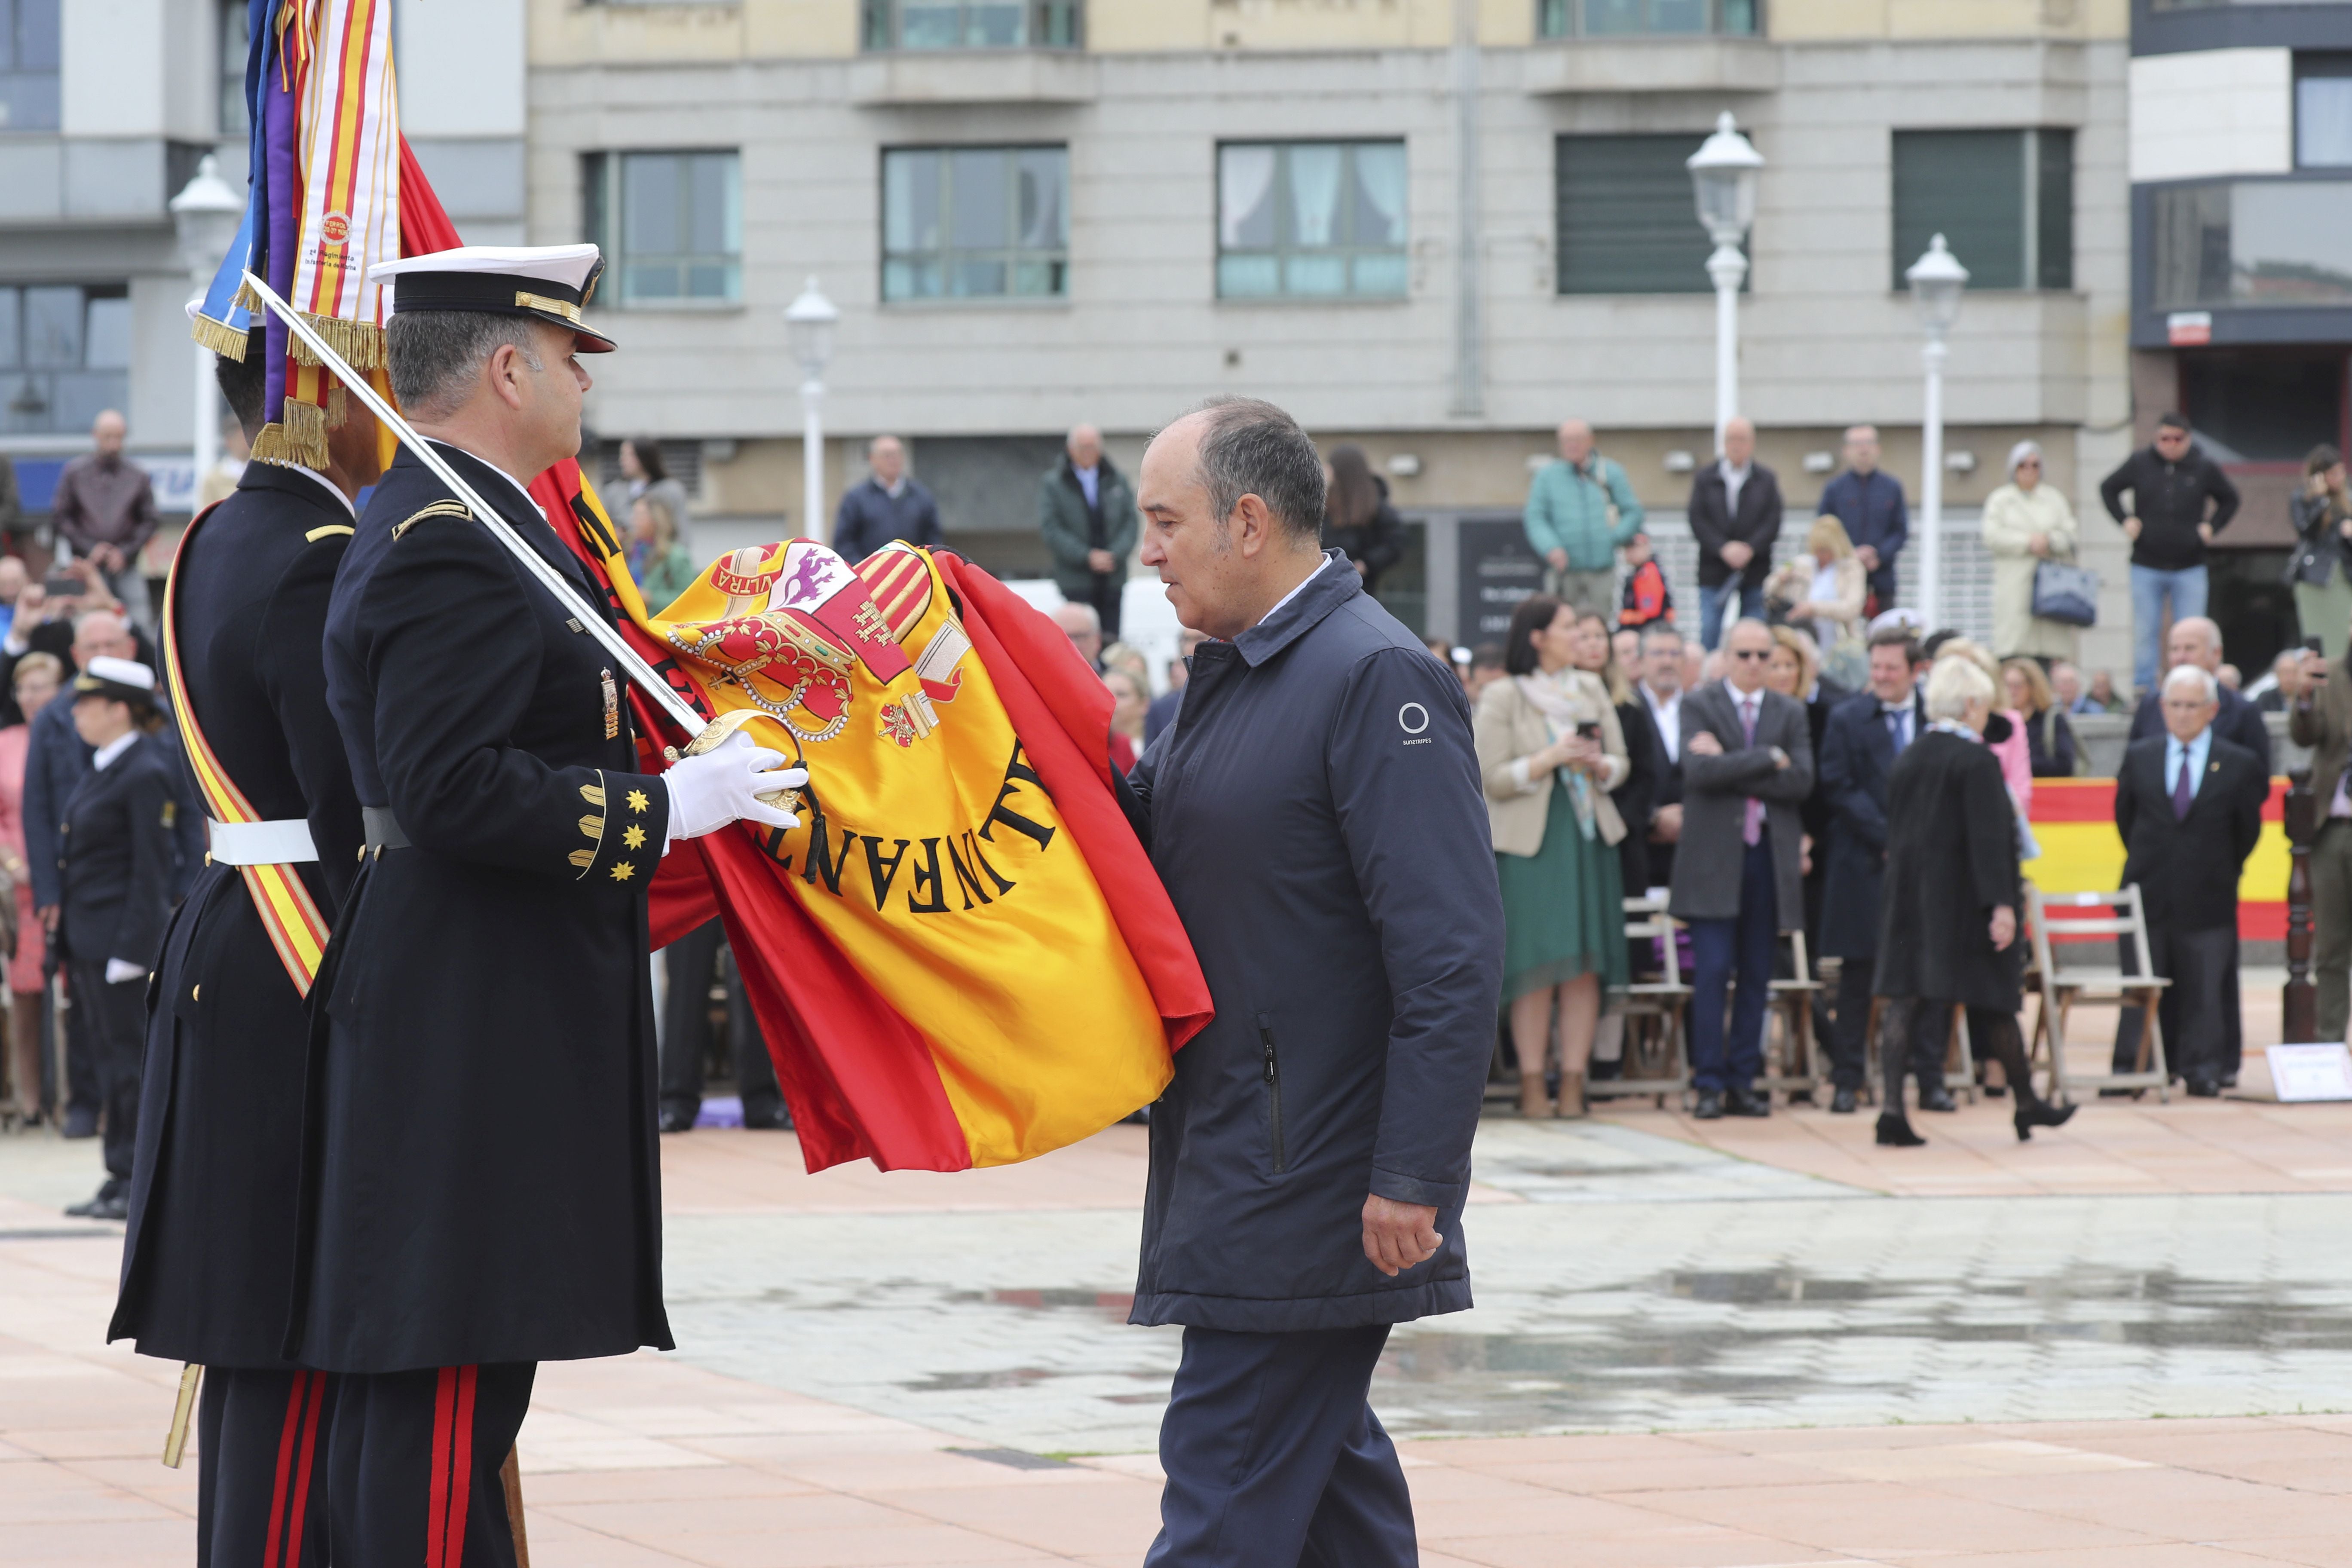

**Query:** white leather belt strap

left=207, top=818, right=320, bottom=865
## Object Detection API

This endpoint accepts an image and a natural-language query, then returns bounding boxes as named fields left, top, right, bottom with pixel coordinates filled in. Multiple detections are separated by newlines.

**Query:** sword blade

left=237, top=271, right=706, bottom=737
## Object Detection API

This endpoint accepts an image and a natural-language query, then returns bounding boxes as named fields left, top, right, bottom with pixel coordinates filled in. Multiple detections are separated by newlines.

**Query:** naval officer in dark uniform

left=291, top=244, right=800, bottom=1565
left=54, top=655, right=180, bottom=1221
left=106, top=334, right=378, bottom=1565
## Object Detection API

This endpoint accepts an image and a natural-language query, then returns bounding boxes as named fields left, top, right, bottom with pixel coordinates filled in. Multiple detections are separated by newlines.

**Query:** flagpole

left=239, top=270, right=706, bottom=739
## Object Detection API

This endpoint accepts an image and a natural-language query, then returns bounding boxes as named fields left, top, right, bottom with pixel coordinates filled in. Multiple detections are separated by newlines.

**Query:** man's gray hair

left=2163, top=663, right=2220, bottom=703
left=387, top=311, right=545, bottom=419
left=1179, top=396, right=1326, bottom=545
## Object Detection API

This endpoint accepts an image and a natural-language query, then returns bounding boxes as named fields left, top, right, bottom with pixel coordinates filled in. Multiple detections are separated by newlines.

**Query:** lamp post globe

left=1686, top=111, right=1763, bottom=453
left=784, top=277, right=840, bottom=545
left=171, top=153, right=246, bottom=507
left=1905, top=233, right=1969, bottom=631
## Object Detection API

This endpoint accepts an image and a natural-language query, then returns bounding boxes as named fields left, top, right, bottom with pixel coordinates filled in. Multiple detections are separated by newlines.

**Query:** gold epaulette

left=391, top=500, right=472, bottom=541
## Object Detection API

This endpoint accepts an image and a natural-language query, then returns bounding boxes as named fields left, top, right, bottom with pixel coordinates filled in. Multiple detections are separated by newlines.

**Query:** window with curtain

left=0, top=0, right=59, bottom=131
left=882, top=146, right=1069, bottom=301
left=1217, top=141, right=1408, bottom=300
left=582, top=151, right=743, bottom=306
left=2298, top=55, right=2352, bottom=167
left=0, top=285, right=130, bottom=435
left=1890, top=129, right=2072, bottom=291
left=861, top=0, right=1082, bottom=48
left=1554, top=133, right=1724, bottom=295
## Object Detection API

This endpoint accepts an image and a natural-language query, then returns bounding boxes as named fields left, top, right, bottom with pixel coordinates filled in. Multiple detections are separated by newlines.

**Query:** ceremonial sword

left=239, top=270, right=710, bottom=740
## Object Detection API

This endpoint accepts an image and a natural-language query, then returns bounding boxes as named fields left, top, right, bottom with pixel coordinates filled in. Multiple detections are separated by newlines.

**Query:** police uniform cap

left=371, top=244, right=615, bottom=353
left=74, top=655, right=159, bottom=707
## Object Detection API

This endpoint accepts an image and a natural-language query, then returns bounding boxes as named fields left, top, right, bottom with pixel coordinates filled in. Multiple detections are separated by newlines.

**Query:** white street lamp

left=170, top=154, right=245, bottom=506
left=784, top=276, right=840, bottom=545
left=1686, top=110, right=1763, bottom=455
left=1905, top=233, right=1969, bottom=631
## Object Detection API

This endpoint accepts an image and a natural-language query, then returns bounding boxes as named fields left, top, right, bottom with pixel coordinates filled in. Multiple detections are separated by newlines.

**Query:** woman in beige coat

left=1475, top=593, right=1630, bottom=1118
left=1981, top=441, right=2082, bottom=662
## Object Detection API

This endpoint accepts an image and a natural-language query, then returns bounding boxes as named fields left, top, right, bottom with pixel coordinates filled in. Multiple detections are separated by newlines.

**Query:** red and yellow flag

left=530, top=463, right=1212, bottom=1172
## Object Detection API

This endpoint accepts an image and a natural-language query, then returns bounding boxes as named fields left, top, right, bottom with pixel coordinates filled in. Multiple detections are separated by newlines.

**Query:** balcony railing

left=1537, top=0, right=1759, bottom=36
left=861, top=1, right=1081, bottom=50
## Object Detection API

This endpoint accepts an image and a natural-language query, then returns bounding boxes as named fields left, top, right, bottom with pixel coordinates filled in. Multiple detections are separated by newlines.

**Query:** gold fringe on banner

left=326, top=379, right=348, bottom=430
left=190, top=314, right=250, bottom=359
left=249, top=398, right=329, bottom=469
left=287, top=313, right=384, bottom=371
left=232, top=277, right=265, bottom=315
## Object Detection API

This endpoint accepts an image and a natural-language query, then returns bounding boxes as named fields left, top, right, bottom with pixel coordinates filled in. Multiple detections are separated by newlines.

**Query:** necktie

left=1885, top=704, right=1910, bottom=755
left=2172, top=748, right=2194, bottom=821
left=1741, top=696, right=1764, bottom=846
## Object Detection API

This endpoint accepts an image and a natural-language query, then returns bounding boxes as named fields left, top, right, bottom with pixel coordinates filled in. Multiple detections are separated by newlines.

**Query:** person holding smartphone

left=2291, top=625, right=2352, bottom=1042
left=1474, top=594, right=1633, bottom=1118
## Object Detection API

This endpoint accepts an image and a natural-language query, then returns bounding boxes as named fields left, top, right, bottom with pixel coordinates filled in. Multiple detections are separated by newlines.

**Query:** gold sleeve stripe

left=570, top=769, right=612, bottom=882
left=391, top=500, right=472, bottom=541
left=305, top=523, right=356, bottom=542
left=579, top=815, right=606, bottom=840
left=579, top=783, right=606, bottom=808
left=570, top=848, right=596, bottom=869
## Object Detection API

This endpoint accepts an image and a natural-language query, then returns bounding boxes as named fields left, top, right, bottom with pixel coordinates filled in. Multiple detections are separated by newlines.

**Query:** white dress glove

left=105, top=958, right=147, bottom=984
left=662, top=732, right=808, bottom=848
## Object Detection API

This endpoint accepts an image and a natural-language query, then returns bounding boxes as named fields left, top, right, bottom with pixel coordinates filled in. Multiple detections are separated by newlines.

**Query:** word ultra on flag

left=530, top=462, right=1211, bottom=1173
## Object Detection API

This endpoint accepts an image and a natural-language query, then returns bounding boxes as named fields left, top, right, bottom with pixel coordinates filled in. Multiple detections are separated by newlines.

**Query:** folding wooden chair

left=1592, top=894, right=1691, bottom=1108
left=1758, top=929, right=1827, bottom=1105
left=2024, top=884, right=2171, bottom=1104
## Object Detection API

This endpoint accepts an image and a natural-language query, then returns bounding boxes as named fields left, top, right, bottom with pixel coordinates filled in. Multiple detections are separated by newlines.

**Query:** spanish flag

left=528, top=462, right=1212, bottom=1173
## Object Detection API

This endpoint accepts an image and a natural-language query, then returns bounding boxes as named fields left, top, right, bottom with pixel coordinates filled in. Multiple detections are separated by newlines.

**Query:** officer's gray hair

left=386, top=311, right=546, bottom=419
left=2163, top=663, right=2219, bottom=703
left=1177, top=396, right=1326, bottom=546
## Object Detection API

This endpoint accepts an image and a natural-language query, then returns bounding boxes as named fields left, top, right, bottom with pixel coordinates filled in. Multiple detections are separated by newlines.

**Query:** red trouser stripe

left=282, top=1370, right=328, bottom=1565
left=262, top=1371, right=310, bottom=1568
left=443, top=1366, right=478, bottom=1567
left=426, top=1368, right=457, bottom=1568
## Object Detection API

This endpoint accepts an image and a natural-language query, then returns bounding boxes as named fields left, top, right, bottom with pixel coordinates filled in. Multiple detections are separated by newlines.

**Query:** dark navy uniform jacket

left=54, top=730, right=177, bottom=973
left=110, top=461, right=364, bottom=1368
left=1125, top=554, right=1503, bottom=1332
left=288, top=441, right=674, bottom=1374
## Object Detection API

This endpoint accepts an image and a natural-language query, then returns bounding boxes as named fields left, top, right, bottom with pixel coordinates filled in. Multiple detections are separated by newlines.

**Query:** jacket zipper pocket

left=1260, top=1021, right=1285, bottom=1174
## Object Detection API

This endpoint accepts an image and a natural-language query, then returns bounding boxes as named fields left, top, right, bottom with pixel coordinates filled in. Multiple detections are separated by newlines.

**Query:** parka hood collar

left=1232, top=550, right=1359, bottom=668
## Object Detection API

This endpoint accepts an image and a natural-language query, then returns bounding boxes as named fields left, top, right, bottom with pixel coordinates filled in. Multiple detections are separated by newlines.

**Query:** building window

left=1537, top=0, right=1758, bottom=35
left=0, top=285, right=131, bottom=436
left=0, top=0, right=59, bottom=132
left=1217, top=142, right=1408, bottom=300
left=861, top=0, right=1081, bottom=49
left=1554, top=134, right=1727, bottom=296
left=2298, top=55, right=2352, bottom=168
left=1890, top=129, right=2072, bottom=291
left=2150, top=179, right=2352, bottom=312
left=582, top=151, right=743, bottom=306
left=220, top=0, right=249, bottom=137
left=882, top=146, right=1068, bottom=302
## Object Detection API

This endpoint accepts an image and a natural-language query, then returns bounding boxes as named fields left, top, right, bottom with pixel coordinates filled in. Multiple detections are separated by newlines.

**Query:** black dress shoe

left=1917, top=1087, right=1959, bottom=1113
left=1692, top=1090, right=1725, bottom=1121
left=1875, top=1113, right=1926, bottom=1147
left=2186, top=1078, right=2222, bottom=1098
left=657, top=1106, right=697, bottom=1133
left=61, top=1106, right=98, bottom=1139
left=1725, top=1087, right=1771, bottom=1118
left=64, top=1185, right=127, bottom=1220
left=742, top=1105, right=793, bottom=1130
left=2098, top=1086, right=2141, bottom=1099
left=2220, top=1073, right=2239, bottom=1089
left=2014, top=1099, right=2077, bottom=1141
left=1830, top=1086, right=1859, bottom=1115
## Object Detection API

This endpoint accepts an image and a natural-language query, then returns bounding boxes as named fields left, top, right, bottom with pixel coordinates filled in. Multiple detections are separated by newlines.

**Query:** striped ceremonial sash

left=161, top=502, right=334, bottom=996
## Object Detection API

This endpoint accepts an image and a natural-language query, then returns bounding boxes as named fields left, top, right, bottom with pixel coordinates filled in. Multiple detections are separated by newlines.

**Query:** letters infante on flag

left=531, top=462, right=1213, bottom=1173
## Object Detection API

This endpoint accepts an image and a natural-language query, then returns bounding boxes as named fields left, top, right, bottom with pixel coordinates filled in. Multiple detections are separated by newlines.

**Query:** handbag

left=2030, top=559, right=2098, bottom=627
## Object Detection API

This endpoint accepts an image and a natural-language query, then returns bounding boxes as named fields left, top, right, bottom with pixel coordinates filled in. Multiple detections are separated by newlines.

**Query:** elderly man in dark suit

left=1816, top=625, right=1944, bottom=1115
left=1686, top=416, right=1783, bottom=652
left=2119, top=616, right=2269, bottom=1086
left=2114, top=665, right=2266, bottom=1096
left=1671, top=617, right=1814, bottom=1120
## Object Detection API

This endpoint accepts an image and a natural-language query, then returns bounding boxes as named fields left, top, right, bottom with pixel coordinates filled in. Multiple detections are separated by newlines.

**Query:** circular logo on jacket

left=321, top=211, right=351, bottom=245
left=1399, top=702, right=1430, bottom=735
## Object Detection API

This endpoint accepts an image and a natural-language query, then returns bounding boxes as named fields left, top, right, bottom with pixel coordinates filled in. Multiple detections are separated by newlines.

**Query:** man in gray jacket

left=1670, top=617, right=1814, bottom=1120
left=1127, top=397, right=1503, bottom=1567
left=1039, top=424, right=1139, bottom=640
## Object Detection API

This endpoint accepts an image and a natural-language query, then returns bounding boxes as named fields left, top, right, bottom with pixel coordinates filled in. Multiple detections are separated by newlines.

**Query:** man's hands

left=1855, top=543, right=1880, bottom=571
left=2197, top=521, right=2215, bottom=546
left=1086, top=548, right=1116, bottom=574
left=2122, top=516, right=2142, bottom=542
left=664, top=732, right=807, bottom=840
left=1686, top=730, right=1724, bottom=757
left=1546, top=547, right=1569, bottom=573
left=1718, top=540, right=1754, bottom=571
left=1650, top=802, right=1683, bottom=843
left=1990, top=903, right=2016, bottom=951
left=38, top=905, right=56, bottom=935
left=1362, top=1194, right=1441, bottom=1277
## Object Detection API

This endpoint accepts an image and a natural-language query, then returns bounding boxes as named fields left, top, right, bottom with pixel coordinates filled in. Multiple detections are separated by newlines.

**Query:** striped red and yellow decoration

left=159, top=505, right=334, bottom=995
left=2024, top=777, right=2291, bottom=940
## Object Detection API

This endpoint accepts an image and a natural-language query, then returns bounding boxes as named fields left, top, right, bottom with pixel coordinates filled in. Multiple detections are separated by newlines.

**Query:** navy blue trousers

left=326, top=1362, right=533, bottom=1568
left=197, top=1366, right=334, bottom=1568
left=1148, top=1324, right=1416, bottom=1568
left=1688, top=837, right=1777, bottom=1094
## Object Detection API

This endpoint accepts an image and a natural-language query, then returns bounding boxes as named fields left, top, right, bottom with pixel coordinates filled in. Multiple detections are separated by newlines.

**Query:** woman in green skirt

left=1474, top=594, right=1630, bottom=1117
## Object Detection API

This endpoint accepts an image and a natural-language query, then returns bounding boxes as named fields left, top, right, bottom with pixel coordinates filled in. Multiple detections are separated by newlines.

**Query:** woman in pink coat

left=0, top=652, right=61, bottom=1123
